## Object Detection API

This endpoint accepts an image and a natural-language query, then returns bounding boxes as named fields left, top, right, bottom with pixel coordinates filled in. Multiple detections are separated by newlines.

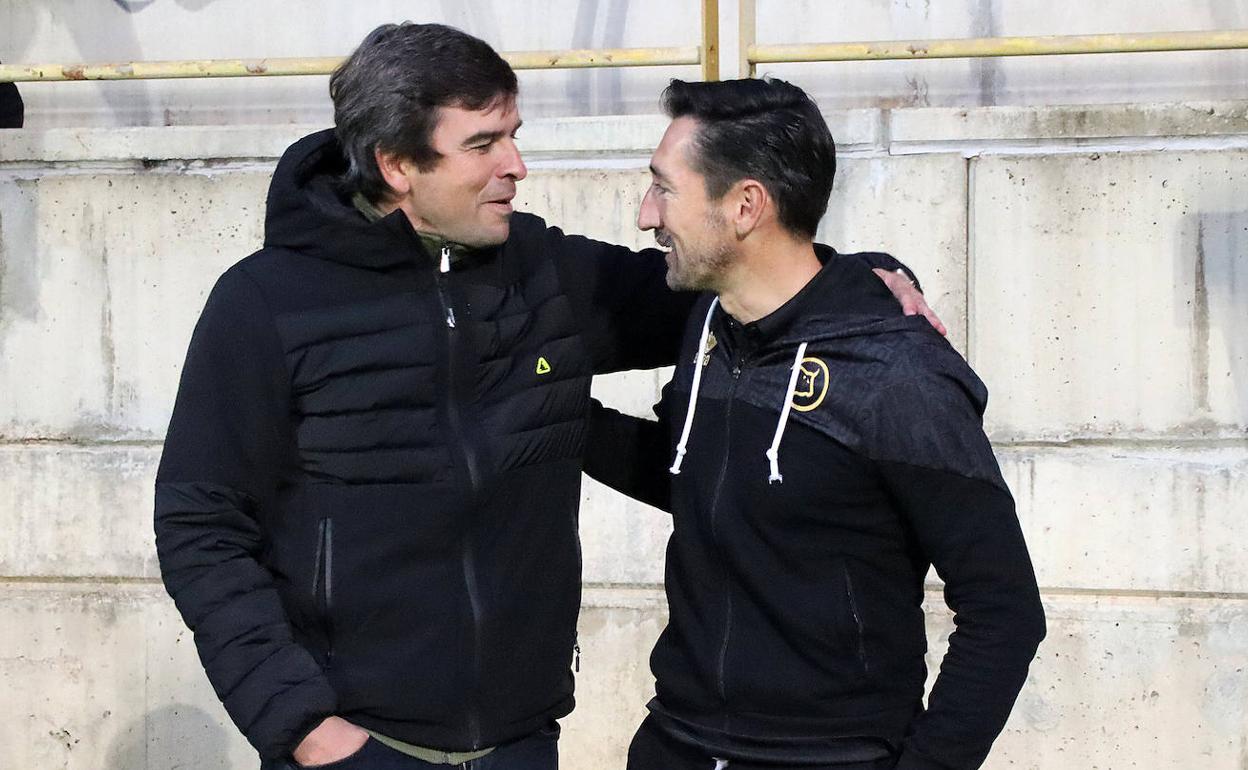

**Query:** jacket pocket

left=841, top=560, right=869, bottom=675
left=311, top=518, right=335, bottom=667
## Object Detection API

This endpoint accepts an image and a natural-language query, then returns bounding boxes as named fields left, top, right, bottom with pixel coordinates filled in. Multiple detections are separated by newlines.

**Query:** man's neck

left=717, top=237, right=821, bottom=325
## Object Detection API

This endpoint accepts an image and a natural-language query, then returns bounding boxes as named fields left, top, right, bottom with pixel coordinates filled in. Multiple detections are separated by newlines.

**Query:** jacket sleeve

left=154, top=266, right=337, bottom=761
left=583, top=390, right=675, bottom=513
left=867, top=374, right=1045, bottom=770
left=545, top=226, right=698, bottom=373
left=0, top=62, right=22, bottom=129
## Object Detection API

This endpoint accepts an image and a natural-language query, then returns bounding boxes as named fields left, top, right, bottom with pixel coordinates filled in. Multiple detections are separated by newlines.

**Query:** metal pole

left=749, top=29, right=1248, bottom=64
left=701, top=0, right=721, bottom=81
left=738, top=0, right=757, bottom=78
left=0, top=47, right=702, bottom=83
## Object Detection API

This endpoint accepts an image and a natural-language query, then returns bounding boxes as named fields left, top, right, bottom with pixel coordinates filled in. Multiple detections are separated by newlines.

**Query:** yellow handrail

left=744, top=29, right=1248, bottom=74
left=0, top=0, right=722, bottom=83
left=0, top=47, right=702, bottom=83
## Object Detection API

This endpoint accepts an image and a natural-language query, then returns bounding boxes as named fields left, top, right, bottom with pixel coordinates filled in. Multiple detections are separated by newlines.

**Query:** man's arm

left=544, top=226, right=696, bottom=374
left=155, top=266, right=340, bottom=762
left=869, top=376, right=1045, bottom=770
left=545, top=225, right=944, bottom=374
left=584, top=393, right=675, bottom=512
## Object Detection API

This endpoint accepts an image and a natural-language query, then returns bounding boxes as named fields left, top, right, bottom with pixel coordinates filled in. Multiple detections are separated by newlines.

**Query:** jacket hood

left=669, top=248, right=990, bottom=485
left=263, top=129, right=431, bottom=270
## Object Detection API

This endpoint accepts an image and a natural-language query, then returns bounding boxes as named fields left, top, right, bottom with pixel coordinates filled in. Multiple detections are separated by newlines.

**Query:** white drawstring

left=766, top=342, right=808, bottom=484
left=669, top=297, right=719, bottom=475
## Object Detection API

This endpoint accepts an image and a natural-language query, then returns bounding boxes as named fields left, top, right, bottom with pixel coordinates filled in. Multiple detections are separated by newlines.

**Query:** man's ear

left=374, top=148, right=412, bottom=196
left=728, top=178, right=769, bottom=239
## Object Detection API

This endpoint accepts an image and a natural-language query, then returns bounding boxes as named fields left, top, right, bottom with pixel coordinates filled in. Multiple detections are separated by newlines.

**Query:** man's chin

left=457, top=222, right=511, bottom=249
left=664, top=269, right=694, bottom=292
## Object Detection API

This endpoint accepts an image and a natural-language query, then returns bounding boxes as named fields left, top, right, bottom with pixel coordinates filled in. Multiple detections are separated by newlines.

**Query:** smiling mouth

left=654, top=231, right=674, bottom=252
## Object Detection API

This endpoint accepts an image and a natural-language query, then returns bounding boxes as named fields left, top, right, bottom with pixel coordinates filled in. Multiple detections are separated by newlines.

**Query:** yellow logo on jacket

left=791, top=357, right=829, bottom=412
left=536, top=356, right=552, bottom=375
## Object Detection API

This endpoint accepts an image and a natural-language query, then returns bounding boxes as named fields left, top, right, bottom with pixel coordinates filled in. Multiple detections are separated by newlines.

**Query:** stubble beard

left=662, top=212, right=735, bottom=292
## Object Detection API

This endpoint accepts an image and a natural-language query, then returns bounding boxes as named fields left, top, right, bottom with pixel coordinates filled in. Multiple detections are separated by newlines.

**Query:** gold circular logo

left=791, top=357, right=829, bottom=412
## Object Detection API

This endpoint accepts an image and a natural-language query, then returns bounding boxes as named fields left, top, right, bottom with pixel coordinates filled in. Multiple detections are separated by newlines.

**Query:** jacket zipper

left=435, top=246, right=482, bottom=493
left=434, top=244, right=484, bottom=748
left=842, top=561, right=869, bottom=673
left=710, top=354, right=745, bottom=703
left=312, top=518, right=334, bottom=669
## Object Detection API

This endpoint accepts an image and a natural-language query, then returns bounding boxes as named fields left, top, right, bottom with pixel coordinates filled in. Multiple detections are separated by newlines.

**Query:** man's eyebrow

left=649, top=164, right=670, bottom=183
left=462, top=120, right=523, bottom=148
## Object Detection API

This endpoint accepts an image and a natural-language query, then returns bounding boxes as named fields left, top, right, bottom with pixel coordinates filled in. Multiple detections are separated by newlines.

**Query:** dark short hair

left=661, top=78, right=835, bottom=239
left=330, top=23, right=518, bottom=203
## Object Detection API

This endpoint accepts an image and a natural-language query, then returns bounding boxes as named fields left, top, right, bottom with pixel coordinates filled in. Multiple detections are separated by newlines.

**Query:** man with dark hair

left=587, top=77, right=1046, bottom=770
left=155, top=24, right=937, bottom=770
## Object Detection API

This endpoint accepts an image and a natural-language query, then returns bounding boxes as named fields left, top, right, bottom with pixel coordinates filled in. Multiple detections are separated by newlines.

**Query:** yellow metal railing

left=4, top=1, right=1247, bottom=86
left=737, top=0, right=1248, bottom=77
left=0, top=48, right=702, bottom=82
left=0, top=0, right=720, bottom=83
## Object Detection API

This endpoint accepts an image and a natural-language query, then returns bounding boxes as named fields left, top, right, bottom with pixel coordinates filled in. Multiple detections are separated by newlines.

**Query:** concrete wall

left=4, top=0, right=1248, bottom=126
left=2, top=103, right=1247, bottom=768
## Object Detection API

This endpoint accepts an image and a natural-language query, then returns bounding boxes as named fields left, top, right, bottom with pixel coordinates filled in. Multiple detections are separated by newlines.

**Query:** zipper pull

left=439, top=245, right=457, bottom=328
left=574, top=641, right=581, bottom=673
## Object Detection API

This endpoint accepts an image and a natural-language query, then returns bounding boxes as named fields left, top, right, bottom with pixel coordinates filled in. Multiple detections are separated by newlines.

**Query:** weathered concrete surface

left=821, top=154, right=969, bottom=353
left=0, top=126, right=309, bottom=163
left=11, top=443, right=1242, bottom=595
left=0, top=171, right=267, bottom=441
left=0, top=583, right=256, bottom=770
left=1001, top=447, right=1248, bottom=595
left=10, top=584, right=1245, bottom=770
left=971, top=150, right=1248, bottom=441
left=0, top=445, right=161, bottom=579
left=892, top=102, right=1248, bottom=145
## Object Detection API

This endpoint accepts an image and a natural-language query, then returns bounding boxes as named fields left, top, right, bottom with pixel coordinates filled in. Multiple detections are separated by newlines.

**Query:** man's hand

left=873, top=267, right=948, bottom=337
left=292, top=716, right=370, bottom=767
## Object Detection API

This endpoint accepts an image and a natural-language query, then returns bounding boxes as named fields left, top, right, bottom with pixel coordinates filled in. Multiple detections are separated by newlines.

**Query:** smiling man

left=154, top=24, right=939, bottom=770
left=587, top=78, right=1046, bottom=770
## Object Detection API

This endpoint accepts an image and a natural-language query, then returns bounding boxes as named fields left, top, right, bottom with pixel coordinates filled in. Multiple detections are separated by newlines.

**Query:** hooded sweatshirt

left=587, top=247, right=1046, bottom=770
left=154, top=129, right=693, bottom=760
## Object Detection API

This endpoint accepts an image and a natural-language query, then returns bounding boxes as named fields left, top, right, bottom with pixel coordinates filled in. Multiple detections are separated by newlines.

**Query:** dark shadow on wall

left=1182, top=210, right=1248, bottom=428
left=104, top=703, right=237, bottom=770
left=7, top=0, right=229, bottom=126
left=568, top=0, right=628, bottom=115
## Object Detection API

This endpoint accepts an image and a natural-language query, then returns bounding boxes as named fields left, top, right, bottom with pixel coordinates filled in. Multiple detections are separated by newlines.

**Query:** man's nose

left=637, top=187, right=659, bottom=231
left=499, top=138, right=527, bottom=181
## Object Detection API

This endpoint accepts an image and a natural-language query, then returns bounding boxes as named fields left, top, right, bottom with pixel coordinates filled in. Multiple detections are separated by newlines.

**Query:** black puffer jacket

left=153, top=129, right=692, bottom=760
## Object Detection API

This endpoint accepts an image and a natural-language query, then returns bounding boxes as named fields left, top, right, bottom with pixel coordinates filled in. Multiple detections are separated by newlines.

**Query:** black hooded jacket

left=587, top=249, right=1046, bottom=770
left=153, top=129, right=695, bottom=760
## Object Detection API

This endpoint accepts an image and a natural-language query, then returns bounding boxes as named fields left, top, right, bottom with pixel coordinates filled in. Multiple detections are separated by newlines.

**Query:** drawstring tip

left=670, top=448, right=687, bottom=475
left=766, top=449, right=782, bottom=484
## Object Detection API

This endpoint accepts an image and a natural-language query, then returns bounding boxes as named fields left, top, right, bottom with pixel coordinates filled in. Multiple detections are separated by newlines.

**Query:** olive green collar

left=351, top=192, right=470, bottom=266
